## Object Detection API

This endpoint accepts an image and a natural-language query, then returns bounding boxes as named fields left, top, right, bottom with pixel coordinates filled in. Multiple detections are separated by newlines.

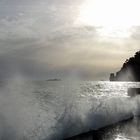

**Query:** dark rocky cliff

left=110, top=50, right=140, bottom=81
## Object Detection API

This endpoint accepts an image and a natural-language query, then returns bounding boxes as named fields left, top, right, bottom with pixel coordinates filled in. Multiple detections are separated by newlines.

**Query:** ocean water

left=0, top=78, right=140, bottom=140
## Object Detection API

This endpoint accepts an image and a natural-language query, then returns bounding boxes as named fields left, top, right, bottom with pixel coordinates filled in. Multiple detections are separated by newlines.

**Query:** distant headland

left=110, top=50, right=140, bottom=81
left=46, top=78, right=61, bottom=81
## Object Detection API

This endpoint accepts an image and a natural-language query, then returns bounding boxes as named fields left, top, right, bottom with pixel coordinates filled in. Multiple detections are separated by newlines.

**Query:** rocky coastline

left=110, top=50, right=140, bottom=81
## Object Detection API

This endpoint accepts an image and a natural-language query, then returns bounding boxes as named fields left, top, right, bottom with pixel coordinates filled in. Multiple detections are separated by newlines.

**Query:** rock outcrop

left=109, top=73, right=115, bottom=81
left=110, top=50, right=140, bottom=81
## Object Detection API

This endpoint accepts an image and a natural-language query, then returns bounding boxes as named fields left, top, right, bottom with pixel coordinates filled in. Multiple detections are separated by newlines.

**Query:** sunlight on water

left=0, top=80, right=140, bottom=139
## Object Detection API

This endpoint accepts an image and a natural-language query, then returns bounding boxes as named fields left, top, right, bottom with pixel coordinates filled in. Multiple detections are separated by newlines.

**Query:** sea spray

left=0, top=76, right=49, bottom=140
left=0, top=79, right=140, bottom=139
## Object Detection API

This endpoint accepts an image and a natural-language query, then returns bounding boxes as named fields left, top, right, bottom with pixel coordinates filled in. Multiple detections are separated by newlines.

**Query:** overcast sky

left=0, top=0, right=140, bottom=80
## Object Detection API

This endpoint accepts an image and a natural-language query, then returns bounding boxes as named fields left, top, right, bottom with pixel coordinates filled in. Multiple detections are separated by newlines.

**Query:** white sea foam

left=0, top=78, right=140, bottom=140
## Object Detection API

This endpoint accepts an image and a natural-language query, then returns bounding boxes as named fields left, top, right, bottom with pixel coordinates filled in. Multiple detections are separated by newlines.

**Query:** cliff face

left=110, top=50, right=140, bottom=81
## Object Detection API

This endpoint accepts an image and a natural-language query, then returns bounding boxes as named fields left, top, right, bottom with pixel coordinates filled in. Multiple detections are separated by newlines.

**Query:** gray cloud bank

left=0, top=0, right=140, bottom=80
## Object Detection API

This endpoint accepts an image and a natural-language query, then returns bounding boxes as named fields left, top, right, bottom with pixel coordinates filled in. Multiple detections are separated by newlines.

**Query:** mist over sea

left=0, top=77, right=140, bottom=140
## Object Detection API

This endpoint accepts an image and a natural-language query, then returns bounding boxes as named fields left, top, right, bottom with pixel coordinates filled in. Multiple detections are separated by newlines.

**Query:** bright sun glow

left=76, top=0, right=140, bottom=38
left=97, top=26, right=131, bottom=38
